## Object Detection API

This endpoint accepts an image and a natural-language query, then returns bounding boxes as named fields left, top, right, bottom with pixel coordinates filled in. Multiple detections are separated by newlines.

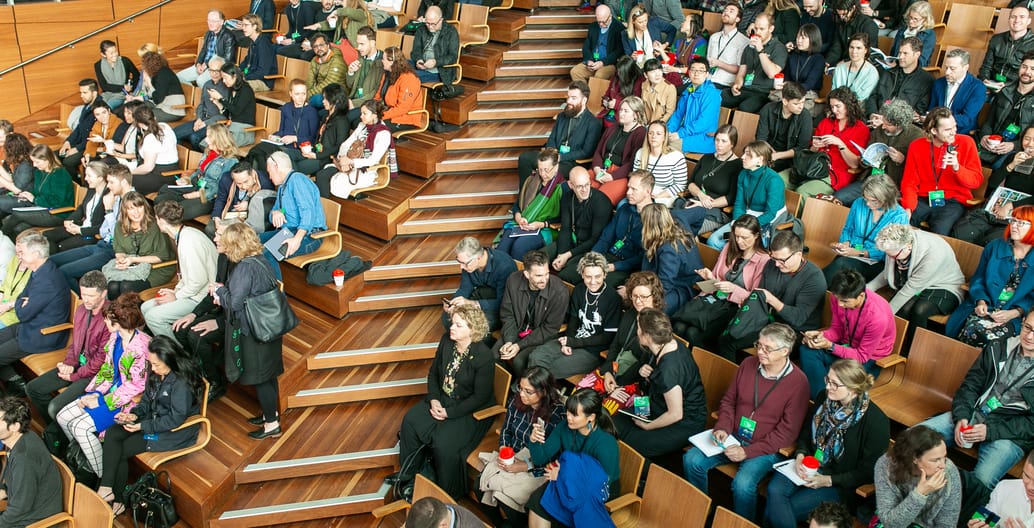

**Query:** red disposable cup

left=802, top=456, right=820, bottom=471
left=499, top=446, right=515, bottom=465
left=332, top=269, right=345, bottom=277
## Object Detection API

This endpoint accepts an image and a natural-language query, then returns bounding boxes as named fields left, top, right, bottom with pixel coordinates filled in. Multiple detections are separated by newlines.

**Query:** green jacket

left=112, top=222, right=176, bottom=286
left=345, top=50, right=384, bottom=108
left=307, top=49, right=347, bottom=98
left=318, top=7, right=370, bottom=47
left=33, top=167, right=74, bottom=217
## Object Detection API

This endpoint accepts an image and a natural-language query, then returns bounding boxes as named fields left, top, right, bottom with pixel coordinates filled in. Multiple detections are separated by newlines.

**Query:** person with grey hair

left=955, top=125, right=1034, bottom=245
left=173, top=55, right=229, bottom=151
left=823, top=173, right=908, bottom=282
left=931, top=48, right=986, bottom=135
left=442, top=236, right=516, bottom=331
left=834, top=99, right=925, bottom=206
left=527, top=252, right=621, bottom=379
left=0, top=232, right=71, bottom=396
left=869, top=223, right=965, bottom=343
left=259, top=151, right=326, bottom=279
left=176, top=9, right=237, bottom=87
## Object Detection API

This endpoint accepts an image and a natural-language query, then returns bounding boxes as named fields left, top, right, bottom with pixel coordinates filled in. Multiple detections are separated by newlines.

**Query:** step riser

left=435, top=158, right=517, bottom=173
left=446, top=136, right=548, bottom=150
left=519, top=29, right=587, bottom=40
left=496, top=65, right=571, bottom=77
left=409, top=192, right=517, bottom=209
left=349, top=292, right=456, bottom=312
left=363, top=262, right=460, bottom=281
left=397, top=218, right=509, bottom=235
left=468, top=108, right=562, bottom=121
left=526, top=14, right=595, bottom=25
left=308, top=345, right=439, bottom=370
left=477, top=89, right=567, bottom=103
left=502, top=49, right=581, bottom=61
left=287, top=384, right=427, bottom=408
left=213, top=492, right=388, bottom=528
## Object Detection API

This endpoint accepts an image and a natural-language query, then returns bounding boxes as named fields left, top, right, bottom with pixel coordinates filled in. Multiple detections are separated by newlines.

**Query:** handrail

left=0, top=0, right=174, bottom=79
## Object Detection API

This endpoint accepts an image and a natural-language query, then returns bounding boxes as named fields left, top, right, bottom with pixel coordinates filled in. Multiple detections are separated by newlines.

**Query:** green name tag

left=738, top=416, right=757, bottom=442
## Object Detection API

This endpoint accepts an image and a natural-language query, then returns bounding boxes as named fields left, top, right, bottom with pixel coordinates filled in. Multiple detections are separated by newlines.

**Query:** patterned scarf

left=812, top=392, right=869, bottom=464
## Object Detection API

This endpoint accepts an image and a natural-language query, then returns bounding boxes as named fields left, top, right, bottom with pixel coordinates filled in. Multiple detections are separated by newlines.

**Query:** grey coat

left=868, top=229, right=966, bottom=313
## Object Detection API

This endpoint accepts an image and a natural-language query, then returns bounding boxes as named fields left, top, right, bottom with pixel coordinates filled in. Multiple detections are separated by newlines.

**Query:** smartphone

left=971, top=507, right=1000, bottom=527
left=535, top=417, right=545, bottom=429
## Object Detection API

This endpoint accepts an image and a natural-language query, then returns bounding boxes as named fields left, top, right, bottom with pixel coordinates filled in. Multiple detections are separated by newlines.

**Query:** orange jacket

left=377, top=72, right=422, bottom=127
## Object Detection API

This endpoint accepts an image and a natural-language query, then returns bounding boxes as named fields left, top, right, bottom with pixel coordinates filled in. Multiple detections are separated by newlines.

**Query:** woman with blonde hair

left=621, top=4, right=677, bottom=68
left=891, top=1, right=936, bottom=66
left=591, top=96, right=649, bottom=205
left=154, top=122, right=241, bottom=220
left=633, top=120, right=687, bottom=206
left=640, top=203, right=703, bottom=315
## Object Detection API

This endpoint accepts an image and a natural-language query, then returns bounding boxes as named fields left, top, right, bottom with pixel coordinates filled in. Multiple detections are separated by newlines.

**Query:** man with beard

left=305, top=32, right=347, bottom=106
left=798, top=0, right=833, bottom=54
left=824, top=0, right=878, bottom=67
left=494, top=250, right=570, bottom=377
left=707, top=3, right=750, bottom=89
left=867, top=37, right=932, bottom=117
left=515, top=81, right=602, bottom=186
left=591, top=170, right=654, bottom=288
left=979, top=51, right=1034, bottom=168
left=931, top=49, right=987, bottom=135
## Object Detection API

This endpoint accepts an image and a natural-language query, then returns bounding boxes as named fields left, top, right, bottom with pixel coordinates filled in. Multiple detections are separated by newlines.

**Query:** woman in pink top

left=672, top=214, right=770, bottom=350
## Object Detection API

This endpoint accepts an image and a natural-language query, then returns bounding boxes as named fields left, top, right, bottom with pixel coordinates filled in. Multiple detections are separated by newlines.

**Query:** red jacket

left=901, top=134, right=983, bottom=211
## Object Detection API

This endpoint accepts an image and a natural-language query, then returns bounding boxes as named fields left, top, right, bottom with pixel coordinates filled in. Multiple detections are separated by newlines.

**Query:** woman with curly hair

left=807, top=86, right=869, bottom=198
left=0, top=133, right=35, bottom=214
left=873, top=425, right=961, bottom=528
left=640, top=203, right=703, bottom=315
left=127, top=50, right=185, bottom=123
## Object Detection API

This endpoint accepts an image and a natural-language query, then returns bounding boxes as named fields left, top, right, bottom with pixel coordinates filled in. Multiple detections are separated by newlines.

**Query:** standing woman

left=765, top=359, right=890, bottom=528
left=209, top=64, right=257, bottom=147
left=376, top=46, right=423, bottom=132
left=129, top=51, right=185, bottom=123
left=634, top=121, right=688, bottom=207
left=682, top=124, right=741, bottom=234
left=0, top=145, right=74, bottom=238
left=392, top=303, right=495, bottom=498
left=0, top=133, right=35, bottom=214
left=872, top=426, right=962, bottom=528
left=612, top=308, right=706, bottom=457
left=155, top=123, right=241, bottom=220
left=45, top=161, right=109, bottom=254
left=94, top=40, right=139, bottom=110
left=130, top=105, right=179, bottom=196
left=105, top=192, right=176, bottom=299
left=946, top=206, right=1034, bottom=347
left=97, top=336, right=203, bottom=515
left=822, top=174, right=908, bottom=282
left=496, top=148, right=564, bottom=260
left=213, top=222, right=286, bottom=440
left=320, top=99, right=398, bottom=199
left=831, top=34, right=879, bottom=106
left=640, top=59, right=677, bottom=123
left=55, top=292, right=150, bottom=478
left=707, top=140, right=787, bottom=250
left=640, top=203, right=704, bottom=315
left=809, top=87, right=869, bottom=198
left=591, top=96, right=649, bottom=206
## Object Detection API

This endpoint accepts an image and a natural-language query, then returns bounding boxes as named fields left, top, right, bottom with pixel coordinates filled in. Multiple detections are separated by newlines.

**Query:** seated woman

left=674, top=215, right=769, bottom=350
left=0, top=144, right=74, bottom=239
left=767, top=0, right=801, bottom=48
left=681, top=124, right=741, bottom=234
left=634, top=121, right=688, bottom=207
left=477, top=367, right=565, bottom=528
left=97, top=335, right=202, bottom=516
left=496, top=148, right=564, bottom=260
left=391, top=303, right=495, bottom=498
left=946, top=205, right=1034, bottom=347
left=621, top=5, right=677, bottom=69
left=953, top=126, right=1034, bottom=246
left=591, top=96, right=648, bottom=206
left=526, top=388, right=620, bottom=528
left=822, top=174, right=908, bottom=283
left=667, top=58, right=721, bottom=155
left=807, top=87, right=869, bottom=198
left=129, top=105, right=179, bottom=196
left=155, top=123, right=241, bottom=220
left=873, top=425, right=962, bottom=528
left=376, top=46, right=423, bottom=133
left=246, top=79, right=319, bottom=169
left=707, top=140, right=787, bottom=250
left=765, top=359, right=889, bottom=528
left=209, top=64, right=257, bottom=147
left=640, top=203, right=704, bottom=315
left=665, top=14, right=708, bottom=90
left=785, top=24, right=825, bottom=111
left=291, top=83, right=351, bottom=176
left=103, top=101, right=144, bottom=170
left=104, top=191, right=176, bottom=300
left=0, top=133, right=36, bottom=215
left=95, top=40, right=139, bottom=110
left=206, top=161, right=276, bottom=237
left=318, top=0, right=373, bottom=63
left=126, top=50, right=185, bottom=123
left=891, top=1, right=936, bottom=68
left=55, top=292, right=150, bottom=478
left=84, top=103, right=123, bottom=168
left=612, top=308, right=706, bottom=458
left=831, top=33, right=879, bottom=107
left=640, top=59, right=676, bottom=124
left=598, top=57, right=643, bottom=128
left=45, top=161, right=109, bottom=255
left=319, top=100, right=398, bottom=200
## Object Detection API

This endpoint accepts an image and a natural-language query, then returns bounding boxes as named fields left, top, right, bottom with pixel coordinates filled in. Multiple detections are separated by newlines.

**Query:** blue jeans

left=411, top=62, right=442, bottom=84
left=683, top=447, right=779, bottom=520
left=799, top=345, right=881, bottom=399
left=50, top=240, right=114, bottom=293
left=920, top=412, right=1024, bottom=489
left=173, top=120, right=207, bottom=151
left=707, top=222, right=732, bottom=250
left=764, top=472, right=841, bottom=528
left=258, top=231, right=322, bottom=281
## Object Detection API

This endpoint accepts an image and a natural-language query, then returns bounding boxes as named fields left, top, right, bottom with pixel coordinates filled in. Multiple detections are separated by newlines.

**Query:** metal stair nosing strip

left=411, top=191, right=515, bottom=201
left=217, top=484, right=392, bottom=522
left=308, top=342, right=438, bottom=369
left=401, top=215, right=511, bottom=227
left=236, top=446, right=400, bottom=483
left=294, top=378, right=429, bottom=398
left=352, top=288, right=456, bottom=303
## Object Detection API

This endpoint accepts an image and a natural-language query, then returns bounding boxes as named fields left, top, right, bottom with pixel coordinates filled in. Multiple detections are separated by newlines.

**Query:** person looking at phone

left=873, top=425, right=962, bottom=528
left=442, top=236, right=516, bottom=331
left=969, top=450, right=1034, bottom=528
left=259, top=151, right=326, bottom=278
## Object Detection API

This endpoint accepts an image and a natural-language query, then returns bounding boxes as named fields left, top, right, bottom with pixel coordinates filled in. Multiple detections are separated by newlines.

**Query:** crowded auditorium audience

left=11, top=0, right=1034, bottom=526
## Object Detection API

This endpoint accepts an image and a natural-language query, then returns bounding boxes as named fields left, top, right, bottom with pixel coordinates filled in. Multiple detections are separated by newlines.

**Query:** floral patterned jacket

left=86, top=330, right=150, bottom=411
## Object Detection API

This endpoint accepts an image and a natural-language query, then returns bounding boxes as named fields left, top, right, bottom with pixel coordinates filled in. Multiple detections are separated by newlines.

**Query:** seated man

left=980, top=6, right=1034, bottom=88
left=277, top=0, right=333, bottom=61
left=516, top=82, right=602, bottom=186
left=979, top=51, right=1034, bottom=168
left=800, top=0, right=834, bottom=55
left=824, top=0, right=878, bottom=67
left=239, top=14, right=277, bottom=92
left=590, top=170, right=654, bottom=288
left=919, top=310, right=1034, bottom=491
left=550, top=167, right=613, bottom=284
left=932, top=49, right=987, bottom=136
left=720, top=12, right=787, bottom=114
left=177, top=10, right=237, bottom=87
left=571, top=4, right=625, bottom=83
left=248, top=0, right=275, bottom=30
left=718, top=230, right=827, bottom=361
left=756, top=81, right=813, bottom=174
left=836, top=98, right=923, bottom=205
left=707, top=3, right=750, bottom=90
left=968, top=451, right=1034, bottom=528
left=172, top=56, right=228, bottom=151
left=528, top=252, right=621, bottom=379
left=493, top=250, right=570, bottom=377
left=668, top=58, right=721, bottom=155
left=0, top=232, right=71, bottom=395
left=442, top=236, right=517, bottom=331
left=260, top=151, right=327, bottom=278
left=867, top=37, right=932, bottom=117
left=411, top=7, right=459, bottom=85
left=683, top=323, right=810, bottom=521
left=25, top=270, right=109, bottom=426
left=141, top=201, right=218, bottom=339
left=799, top=269, right=895, bottom=398
left=306, top=33, right=347, bottom=107
left=808, top=503, right=854, bottom=528
left=405, top=497, right=484, bottom=528
left=346, top=27, right=384, bottom=111
left=0, top=397, right=63, bottom=527
left=58, top=79, right=101, bottom=179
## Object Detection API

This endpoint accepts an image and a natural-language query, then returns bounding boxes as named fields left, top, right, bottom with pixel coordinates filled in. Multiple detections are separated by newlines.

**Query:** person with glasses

left=822, top=174, right=908, bottom=283
left=176, top=10, right=237, bottom=87
left=683, top=322, right=810, bottom=521
left=571, top=4, right=626, bottom=84
left=443, top=236, right=516, bottom=331
left=239, top=14, right=277, bottom=92
left=890, top=1, right=936, bottom=68
left=173, top=56, right=228, bottom=151
left=707, top=140, right=787, bottom=250
left=549, top=167, right=612, bottom=284
left=305, top=33, right=347, bottom=107
left=799, top=269, right=895, bottom=399
left=411, top=6, right=459, bottom=85
left=947, top=205, right=1034, bottom=347
left=621, top=6, right=677, bottom=69
left=920, top=309, right=1034, bottom=491
left=667, top=57, right=721, bottom=156
left=496, top=148, right=565, bottom=260
left=718, top=230, right=827, bottom=361
left=764, top=359, right=889, bottom=528
left=955, top=126, right=1034, bottom=246
left=835, top=99, right=923, bottom=206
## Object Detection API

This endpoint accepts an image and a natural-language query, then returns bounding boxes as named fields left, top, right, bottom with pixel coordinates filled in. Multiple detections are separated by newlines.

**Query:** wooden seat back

left=691, top=347, right=737, bottom=426
left=941, top=3, right=996, bottom=49
left=136, top=379, right=211, bottom=470
left=72, top=483, right=114, bottom=527
left=285, top=197, right=343, bottom=268
left=639, top=465, right=711, bottom=528
left=937, top=233, right=983, bottom=280
left=800, top=197, right=850, bottom=268
left=698, top=243, right=720, bottom=271
left=377, top=29, right=403, bottom=50
left=785, top=190, right=803, bottom=219
left=730, top=110, right=759, bottom=157
left=22, top=292, right=80, bottom=377
left=587, top=77, right=610, bottom=116
left=456, top=4, right=490, bottom=48
left=395, top=87, right=430, bottom=139
left=712, top=506, right=760, bottom=528
left=26, top=457, right=74, bottom=528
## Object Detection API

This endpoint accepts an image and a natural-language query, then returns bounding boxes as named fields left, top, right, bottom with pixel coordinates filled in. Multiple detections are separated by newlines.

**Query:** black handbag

left=790, top=149, right=832, bottom=186
left=722, top=290, right=775, bottom=341
left=243, top=257, right=299, bottom=343
left=126, top=471, right=178, bottom=528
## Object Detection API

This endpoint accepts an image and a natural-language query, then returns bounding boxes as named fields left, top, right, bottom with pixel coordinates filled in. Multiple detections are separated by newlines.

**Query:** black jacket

left=952, top=339, right=1034, bottom=452
left=131, top=371, right=202, bottom=452
left=196, top=28, right=237, bottom=67
left=825, top=14, right=878, bottom=66
left=67, top=187, right=108, bottom=239
left=67, top=100, right=99, bottom=151
left=979, top=82, right=1034, bottom=140
left=756, top=100, right=813, bottom=153
left=223, top=82, right=257, bottom=125
left=868, top=66, right=933, bottom=115
left=582, top=19, right=626, bottom=66
left=241, top=34, right=277, bottom=89
left=315, top=112, right=351, bottom=165
left=556, top=186, right=613, bottom=258
left=498, top=271, right=570, bottom=349
left=980, top=30, right=1034, bottom=82
left=94, top=57, right=140, bottom=95
left=546, top=109, right=602, bottom=163
left=0, top=433, right=62, bottom=528
left=425, top=334, right=494, bottom=417
left=412, top=23, right=460, bottom=85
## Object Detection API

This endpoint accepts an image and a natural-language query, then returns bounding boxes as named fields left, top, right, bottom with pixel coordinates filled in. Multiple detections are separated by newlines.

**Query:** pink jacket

left=822, top=289, right=895, bottom=363
left=86, top=330, right=150, bottom=412
left=711, top=248, right=770, bottom=305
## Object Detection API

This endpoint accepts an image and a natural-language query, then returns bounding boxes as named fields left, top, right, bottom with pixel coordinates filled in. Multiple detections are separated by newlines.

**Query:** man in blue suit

left=931, top=48, right=987, bottom=135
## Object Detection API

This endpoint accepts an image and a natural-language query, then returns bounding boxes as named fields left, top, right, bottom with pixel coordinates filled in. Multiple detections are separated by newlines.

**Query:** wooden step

left=496, top=60, right=573, bottom=77
left=538, top=0, right=582, bottom=7
left=288, top=378, right=429, bottom=407
left=477, top=77, right=570, bottom=103
left=446, top=119, right=553, bottom=149
left=518, top=27, right=587, bottom=40
left=364, top=260, right=460, bottom=281
left=502, top=41, right=582, bottom=61
left=337, top=174, right=426, bottom=240
left=488, top=10, right=528, bottom=43
left=468, top=103, right=562, bottom=121
left=348, top=276, right=461, bottom=311
left=525, top=9, right=594, bottom=25
left=212, top=484, right=391, bottom=527
left=459, top=43, right=507, bottom=82
left=235, top=446, right=399, bottom=484
left=397, top=204, right=512, bottom=235
left=410, top=171, right=518, bottom=208
left=435, top=152, right=519, bottom=173
left=395, top=132, right=447, bottom=179
left=308, top=342, right=439, bottom=370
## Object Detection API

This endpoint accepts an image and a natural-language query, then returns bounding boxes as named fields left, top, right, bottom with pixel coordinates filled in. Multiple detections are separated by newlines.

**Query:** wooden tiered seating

left=729, top=110, right=759, bottom=157
left=941, top=3, right=996, bottom=49
left=20, top=292, right=78, bottom=379
left=607, top=464, right=712, bottom=528
left=395, top=87, right=430, bottom=139
left=799, top=197, right=850, bottom=268
left=31, top=483, right=113, bottom=527
left=372, top=474, right=491, bottom=527
left=257, top=57, right=310, bottom=107
left=456, top=4, right=491, bottom=48
left=712, top=506, right=761, bottom=528
left=466, top=364, right=512, bottom=473
left=690, top=346, right=738, bottom=427
left=607, top=440, right=646, bottom=527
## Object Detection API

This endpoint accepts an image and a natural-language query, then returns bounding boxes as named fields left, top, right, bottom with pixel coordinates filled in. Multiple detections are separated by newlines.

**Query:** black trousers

left=2, top=209, right=65, bottom=238
left=100, top=424, right=147, bottom=502
left=26, top=371, right=90, bottom=423
left=254, top=377, right=280, bottom=424
left=398, top=400, right=490, bottom=498
left=44, top=228, right=97, bottom=256
left=108, top=279, right=151, bottom=301
left=173, top=314, right=225, bottom=387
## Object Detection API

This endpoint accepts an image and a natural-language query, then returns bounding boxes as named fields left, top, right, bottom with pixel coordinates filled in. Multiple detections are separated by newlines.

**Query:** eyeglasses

left=771, top=251, right=800, bottom=265
left=457, top=251, right=481, bottom=267
left=571, top=182, right=592, bottom=190
left=1010, top=218, right=1032, bottom=228
left=519, top=387, right=538, bottom=396
left=631, top=293, right=653, bottom=301
left=824, top=376, right=846, bottom=389
left=754, top=340, right=787, bottom=354
left=689, top=68, right=709, bottom=75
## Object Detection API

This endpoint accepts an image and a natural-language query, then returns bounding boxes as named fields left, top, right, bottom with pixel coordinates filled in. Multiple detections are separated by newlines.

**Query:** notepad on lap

left=689, top=429, right=741, bottom=457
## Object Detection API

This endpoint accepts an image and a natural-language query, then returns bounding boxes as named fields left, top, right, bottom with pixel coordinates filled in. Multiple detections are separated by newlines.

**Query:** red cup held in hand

left=499, top=446, right=515, bottom=465
left=802, top=456, right=820, bottom=477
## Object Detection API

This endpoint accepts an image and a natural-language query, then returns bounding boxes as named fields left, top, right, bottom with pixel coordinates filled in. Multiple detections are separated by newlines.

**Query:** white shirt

left=987, top=479, right=1034, bottom=528
left=707, top=28, right=749, bottom=87
left=140, top=123, right=179, bottom=165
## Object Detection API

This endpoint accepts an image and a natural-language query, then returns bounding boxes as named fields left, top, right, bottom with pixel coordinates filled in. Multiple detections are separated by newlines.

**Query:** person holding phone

left=968, top=451, right=1034, bottom=528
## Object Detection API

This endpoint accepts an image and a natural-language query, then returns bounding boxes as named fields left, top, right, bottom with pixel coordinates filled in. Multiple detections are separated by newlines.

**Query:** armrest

left=265, top=74, right=287, bottom=80
left=310, top=229, right=337, bottom=240
left=161, top=169, right=191, bottom=177
left=778, top=445, right=796, bottom=457
left=55, top=128, right=71, bottom=134
left=176, top=53, right=198, bottom=58
left=40, top=322, right=74, bottom=335
left=49, top=207, right=75, bottom=215
left=473, top=404, right=505, bottom=421
left=605, top=493, right=642, bottom=512
left=710, top=410, right=718, bottom=420
left=153, top=260, right=179, bottom=270
left=170, top=415, right=206, bottom=432
left=876, top=354, right=906, bottom=369
left=856, top=483, right=875, bottom=498
left=371, top=499, right=410, bottom=518
left=37, top=119, right=61, bottom=125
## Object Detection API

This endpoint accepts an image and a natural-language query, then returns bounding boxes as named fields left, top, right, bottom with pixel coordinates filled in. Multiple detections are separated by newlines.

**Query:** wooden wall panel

left=0, top=6, right=14, bottom=25
left=23, top=32, right=112, bottom=113
left=156, top=0, right=249, bottom=51
left=0, top=23, right=22, bottom=69
left=13, top=0, right=113, bottom=24
left=0, top=70, right=30, bottom=123
left=114, top=10, right=162, bottom=55
left=113, top=0, right=158, bottom=19
left=17, top=22, right=117, bottom=58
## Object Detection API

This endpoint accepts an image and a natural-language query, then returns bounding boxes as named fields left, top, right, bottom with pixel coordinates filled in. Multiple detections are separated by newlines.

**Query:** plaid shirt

left=499, top=397, right=565, bottom=476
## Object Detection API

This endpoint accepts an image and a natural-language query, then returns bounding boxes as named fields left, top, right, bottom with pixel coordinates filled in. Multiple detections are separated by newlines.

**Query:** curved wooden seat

left=394, top=87, right=430, bottom=140
left=285, top=197, right=342, bottom=268
left=135, top=379, right=211, bottom=470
